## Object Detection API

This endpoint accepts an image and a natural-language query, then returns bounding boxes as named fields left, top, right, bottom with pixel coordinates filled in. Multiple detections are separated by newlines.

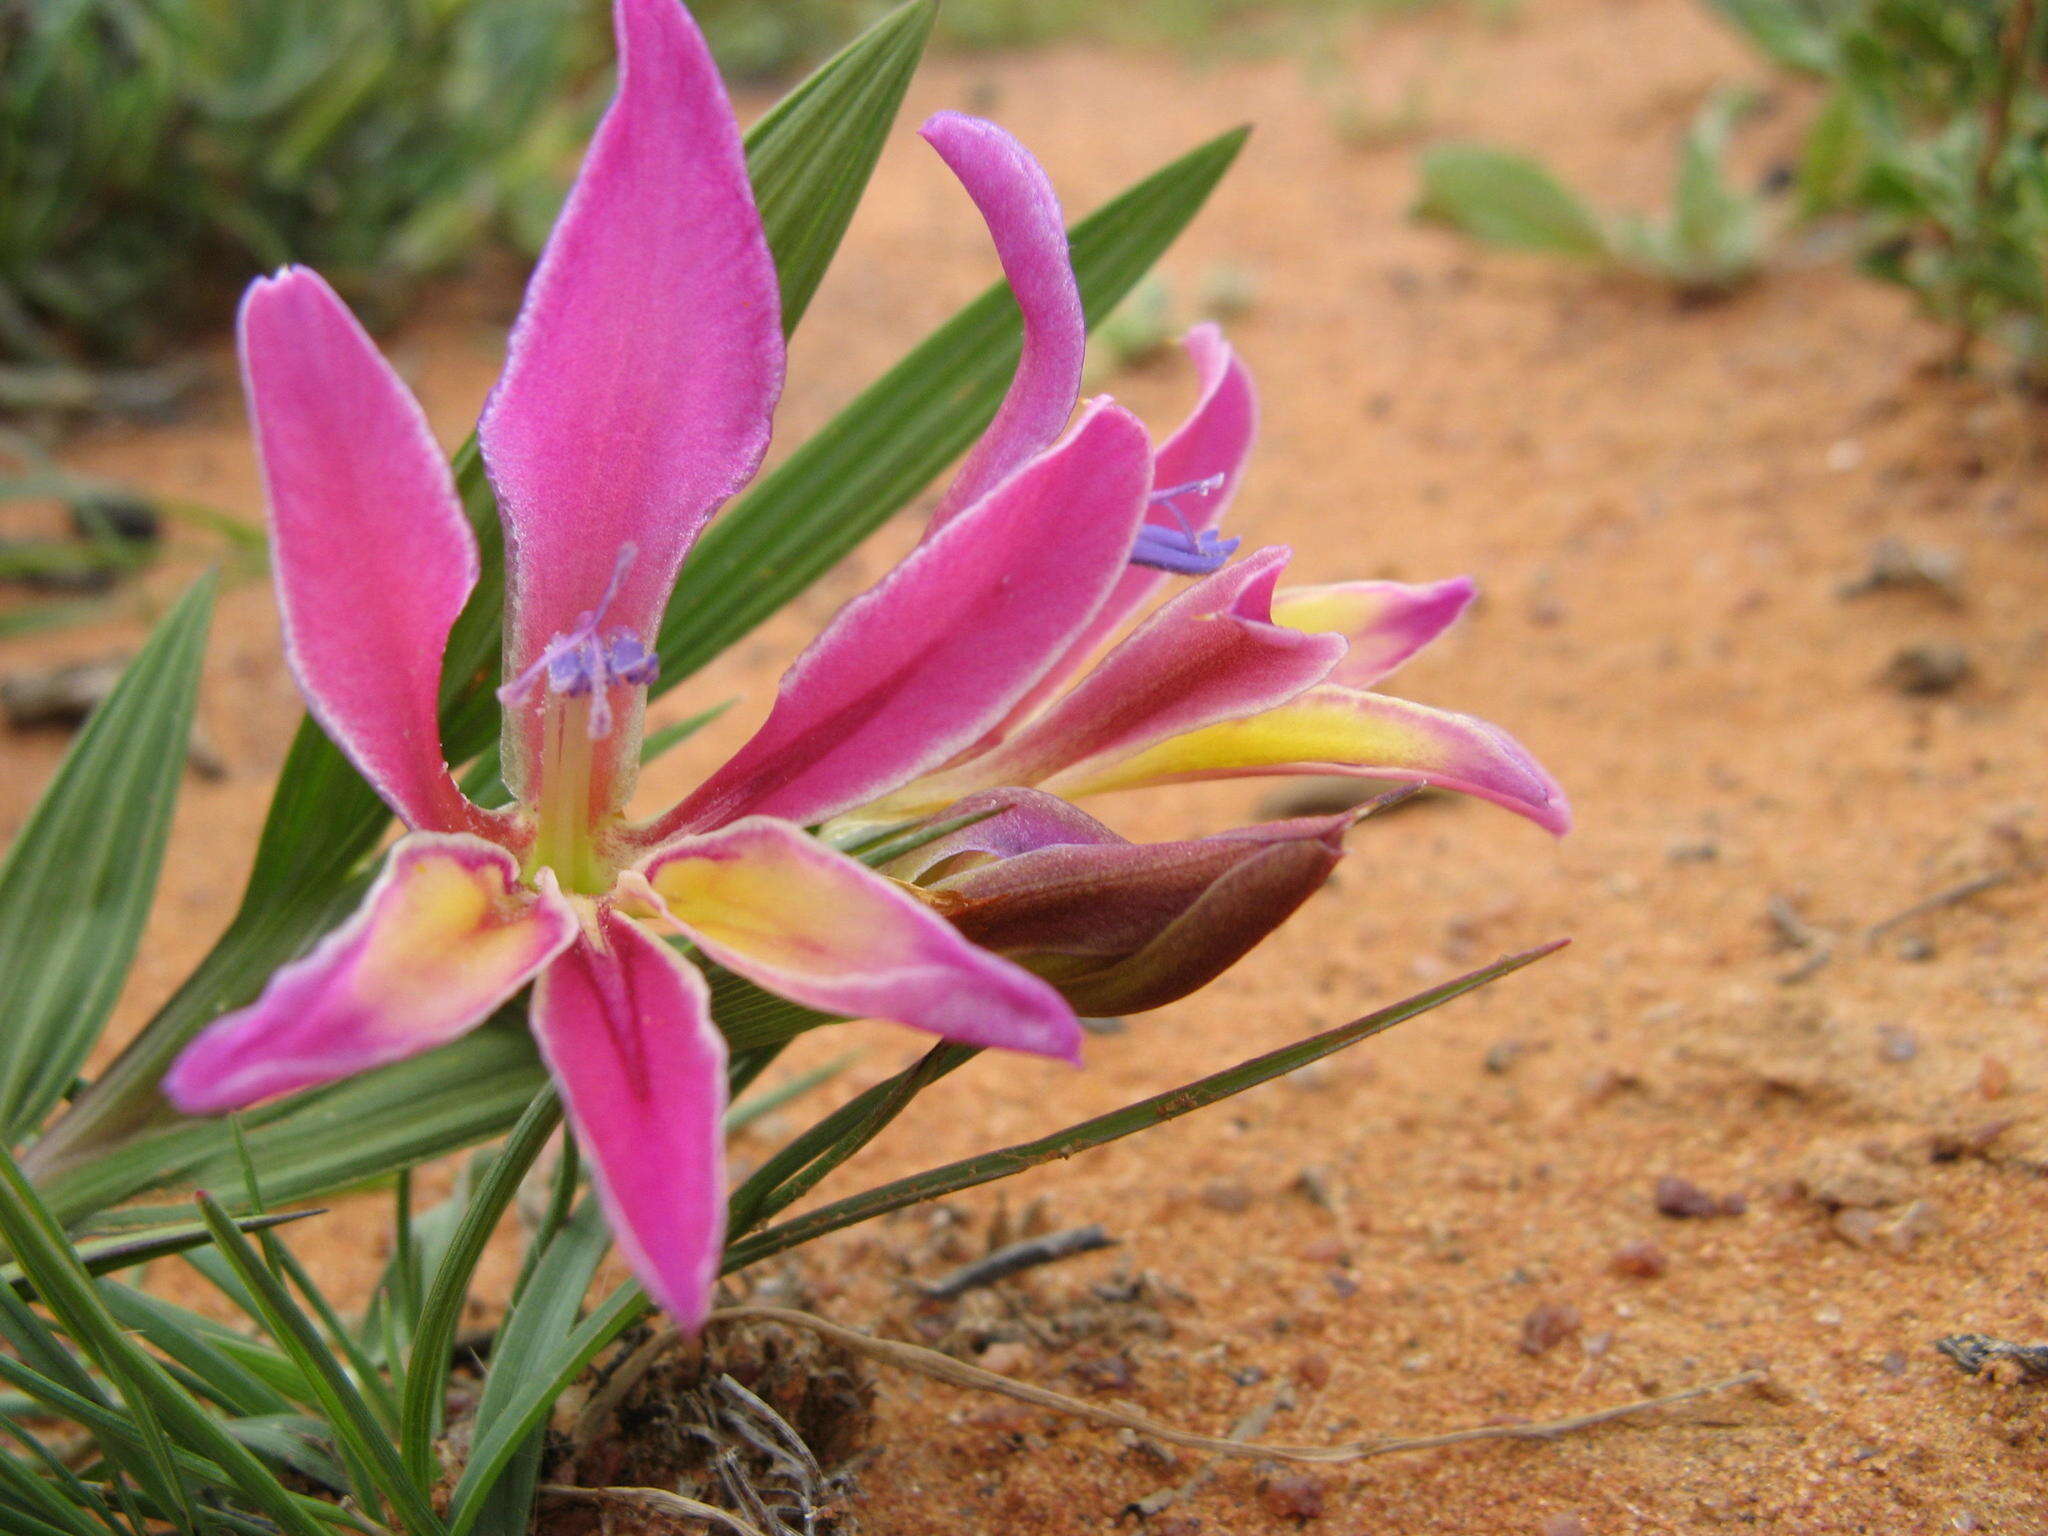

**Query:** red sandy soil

left=6, top=0, right=2048, bottom=1530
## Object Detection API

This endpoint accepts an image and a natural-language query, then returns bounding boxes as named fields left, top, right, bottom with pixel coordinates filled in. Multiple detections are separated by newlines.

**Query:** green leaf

left=43, top=1021, right=548, bottom=1224
left=2, top=1209, right=316, bottom=1296
left=222, top=1414, right=349, bottom=1496
left=726, top=943, right=1565, bottom=1270
left=444, top=1252, right=638, bottom=1536
left=1414, top=143, right=1610, bottom=260
left=195, top=1192, right=445, bottom=1536
left=442, top=944, right=1563, bottom=1507
left=725, top=1051, right=861, bottom=1134
left=0, top=1149, right=330, bottom=1536
left=747, top=0, right=937, bottom=330
left=725, top=1043, right=973, bottom=1237
left=399, top=1090, right=560, bottom=1488
left=0, top=572, right=214, bottom=1143
left=102, top=1285, right=295, bottom=1421
left=1704, top=0, right=1844, bottom=76
left=455, top=1200, right=610, bottom=1536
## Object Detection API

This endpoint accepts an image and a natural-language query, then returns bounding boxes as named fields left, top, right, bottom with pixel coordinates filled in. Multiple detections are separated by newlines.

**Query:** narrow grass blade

left=725, top=1052, right=860, bottom=1134
left=0, top=572, right=214, bottom=1143
left=725, top=1044, right=974, bottom=1237
left=0, top=1150, right=331, bottom=1536
left=747, top=0, right=936, bottom=329
left=1, top=1210, right=316, bottom=1297
left=101, top=1286, right=294, bottom=1420
left=194, top=1193, right=444, bottom=1536
left=444, top=1271, right=643, bottom=1536
left=400, top=1090, right=561, bottom=1488
left=725, top=944, right=1565, bottom=1271
left=457, top=1200, right=610, bottom=1536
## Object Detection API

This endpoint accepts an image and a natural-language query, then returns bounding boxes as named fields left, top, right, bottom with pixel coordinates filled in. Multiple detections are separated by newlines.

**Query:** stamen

left=495, top=545, right=660, bottom=739
left=1129, top=473, right=1238, bottom=576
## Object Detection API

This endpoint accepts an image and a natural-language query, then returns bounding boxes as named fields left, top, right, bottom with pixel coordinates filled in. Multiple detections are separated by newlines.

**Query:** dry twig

left=708, top=1305, right=1764, bottom=1467
left=1863, top=872, right=2013, bottom=945
left=917, top=1224, right=1116, bottom=1299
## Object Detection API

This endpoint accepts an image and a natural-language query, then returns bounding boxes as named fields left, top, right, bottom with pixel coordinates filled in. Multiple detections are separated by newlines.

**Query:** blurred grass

left=0, top=0, right=602, bottom=368
left=690, top=0, right=1416, bottom=84
left=3, top=0, right=1401, bottom=375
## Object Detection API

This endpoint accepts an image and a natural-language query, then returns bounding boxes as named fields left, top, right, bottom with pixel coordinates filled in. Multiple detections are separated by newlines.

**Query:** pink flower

left=163, top=0, right=1143, bottom=1328
left=165, top=0, right=1568, bottom=1332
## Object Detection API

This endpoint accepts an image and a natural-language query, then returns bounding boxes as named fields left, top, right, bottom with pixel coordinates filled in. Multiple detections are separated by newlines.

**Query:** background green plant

left=0, top=0, right=598, bottom=367
left=1707, top=0, right=2048, bottom=373
left=1413, top=90, right=1773, bottom=298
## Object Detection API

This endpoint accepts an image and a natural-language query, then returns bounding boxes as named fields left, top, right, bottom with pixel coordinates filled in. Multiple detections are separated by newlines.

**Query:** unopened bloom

left=900, top=789, right=1358, bottom=1017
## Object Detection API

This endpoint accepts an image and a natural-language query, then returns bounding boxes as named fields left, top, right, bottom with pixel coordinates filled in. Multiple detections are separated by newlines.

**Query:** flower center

left=503, top=546, right=656, bottom=895
left=1128, top=475, right=1240, bottom=576
left=497, top=545, right=659, bottom=742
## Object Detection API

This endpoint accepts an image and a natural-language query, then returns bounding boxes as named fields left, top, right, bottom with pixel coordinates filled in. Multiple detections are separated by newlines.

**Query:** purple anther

left=1128, top=472, right=1237, bottom=575
left=496, top=545, right=659, bottom=738
left=1128, top=522, right=1242, bottom=575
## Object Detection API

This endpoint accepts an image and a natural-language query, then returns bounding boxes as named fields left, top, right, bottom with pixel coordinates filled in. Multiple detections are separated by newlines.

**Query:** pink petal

left=921, top=113, right=1086, bottom=532
left=1003, top=325, right=1258, bottom=721
left=647, top=400, right=1153, bottom=839
left=1274, top=576, right=1476, bottom=688
left=162, top=835, right=577, bottom=1113
left=892, top=545, right=1343, bottom=811
left=1048, top=683, right=1573, bottom=835
left=883, top=787, right=1124, bottom=883
left=480, top=0, right=783, bottom=804
left=636, top=817, right=1081, bottom=1062
left=533, top=912, right=727, bottom=1329
left=238, top=269, right=499, bottom=838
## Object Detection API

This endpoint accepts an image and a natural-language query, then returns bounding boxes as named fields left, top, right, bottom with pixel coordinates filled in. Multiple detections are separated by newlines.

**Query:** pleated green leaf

left=0, top=572, right=214, bottom=1145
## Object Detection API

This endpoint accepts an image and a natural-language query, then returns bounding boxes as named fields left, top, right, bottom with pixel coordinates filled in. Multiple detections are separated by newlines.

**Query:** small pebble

left=1293, top=1352, right=1333, bottom=1391
left=1609, top=1238, right=1668, bottom=1279
left=1883, top=642, right=1971, bottom=696
left=1877, top=1025, right=1919, bottom=1064
left=1519, top=1300, right=1582, bottom=1356
left=1484, top=1040, right=1524, bottom=1074
left=1199, top=1181, right=1254, bottom=1215
left=1258, top=1471, right=1327, bottom=1521
left=1979, top=1057, right=2013, bottom=1100
left=1894, top=935, right=1935, bottom=962
left=1654, top=1176, right=1722, bottom=1219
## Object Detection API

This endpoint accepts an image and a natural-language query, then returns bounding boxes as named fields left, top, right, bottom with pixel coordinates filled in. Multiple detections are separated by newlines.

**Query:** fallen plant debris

left=704, top=1306, right=1766, bottom=1470
left=916, top=1223, right=1117, bottom=1300
left=1935, top=1334, right=2048, bottom=1383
